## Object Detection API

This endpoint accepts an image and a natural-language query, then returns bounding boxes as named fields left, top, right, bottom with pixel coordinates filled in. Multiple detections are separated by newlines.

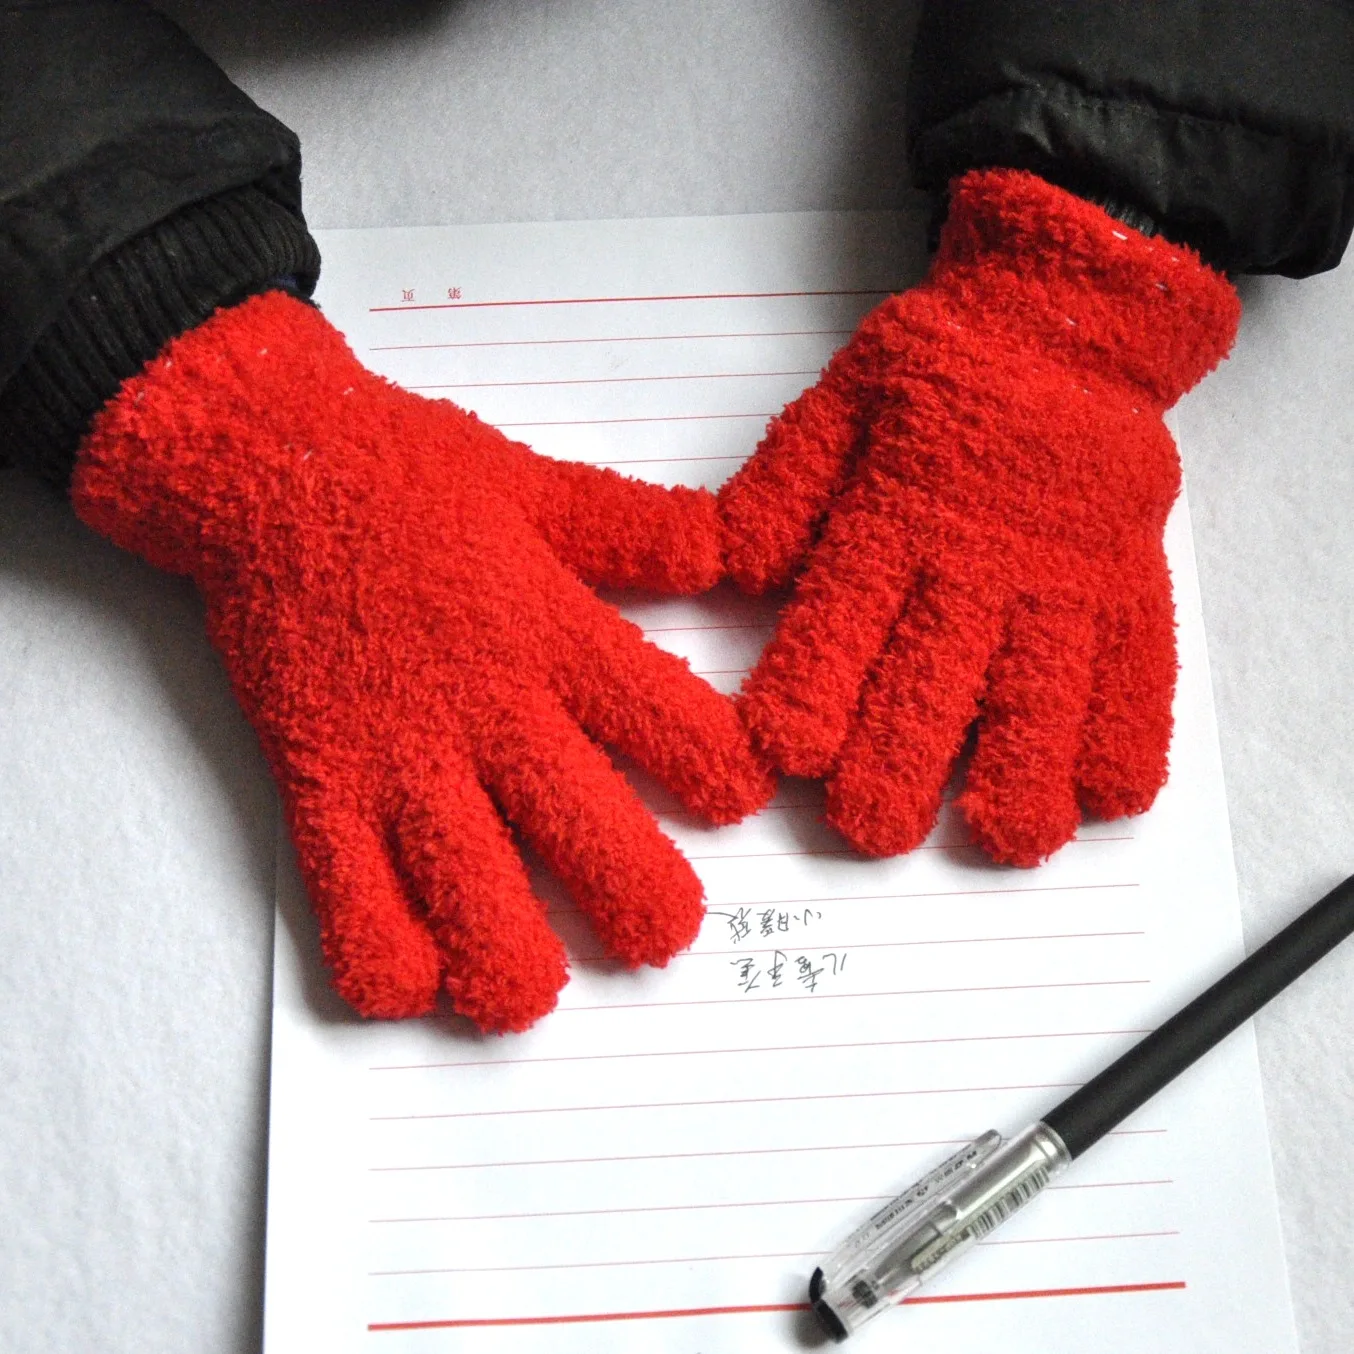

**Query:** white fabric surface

left=1, top=3, right=1351, bottom=1351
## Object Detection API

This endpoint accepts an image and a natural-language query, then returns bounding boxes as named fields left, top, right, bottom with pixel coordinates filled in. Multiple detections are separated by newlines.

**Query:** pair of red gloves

left=71, top=171, right=1240, bottom=1032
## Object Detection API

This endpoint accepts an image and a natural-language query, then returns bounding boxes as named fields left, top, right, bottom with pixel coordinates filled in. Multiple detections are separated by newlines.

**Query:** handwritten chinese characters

left=711, top=905, right=822, bottom=946
left=710, top=904, right=847, bottom=995
left=729, top=948, right=848, bottom=995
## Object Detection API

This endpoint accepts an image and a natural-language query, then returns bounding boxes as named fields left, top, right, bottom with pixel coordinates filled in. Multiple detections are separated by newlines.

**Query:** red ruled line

left=690, top=930, right=1145, bottom=961
left=369, top=287, right=893, bottom=313
left=683, top=835, right=1133, bottom=862
left=367, top=1026, right=1151, bottom=1074
left=371, top=1137, right=975, bottom=1174
left=368, top=1127, right=1162, bottom=1175
left=370, top=1195, right=894, bottom=1226
left=368, top=1281, right=1186, bottom=1328
left=568, top=930, right=1138, bottom=966
left=984, top=1230, right=1179, bottom=1248
left=368, top=327, right=853, bottom=352
left=559, top=976, right=1148, bottom=1014
left=370, top=1230, right=1174, bottom=1277
left=370, top=1301, right=807, bottom=1331
left=371, top=1249, right=824, bottom=1276
left=656, top=791, right=974, bottom=823
left=905, top=1279, right=1186, bottom=1306
left=368, top=1079, right=1081, bottom=1123
left=1052, top=1177, right=1173, bottom=1192
left=579, top=933, right=1142, bottom=967
left=408, top=368, right=817, bottom=392
left=369, top=1180, right=1171, bottom=1225
left=372, top=1230, right=1178, bottom=1277
left=543, top=879, right=1140, bottom=925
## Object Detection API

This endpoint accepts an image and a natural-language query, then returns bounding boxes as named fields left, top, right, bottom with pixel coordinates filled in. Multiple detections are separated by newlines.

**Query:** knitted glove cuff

left=930, top=169, right=1241, bottom=408
left=0, top=186, right=320, bottom=491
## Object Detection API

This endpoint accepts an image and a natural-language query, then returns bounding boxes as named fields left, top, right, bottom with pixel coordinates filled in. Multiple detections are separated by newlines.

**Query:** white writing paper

left=262, top=212, right=1298, bottom=1354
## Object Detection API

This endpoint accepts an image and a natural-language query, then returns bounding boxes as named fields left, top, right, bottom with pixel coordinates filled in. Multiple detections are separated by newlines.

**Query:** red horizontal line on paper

left=369, top=1179, right=1170, bottom=1225
left=904, top=1279, right=1186, bottom=1307
left=1052, top=1177, right=1173, bottom=1192
left=371, top=1249, right=823, bottom=1276
left=560, top=976, right=1147, bottom=1015
left=368, top=327, right=854, bottom=352
left=369, top=1301, right=809, bottom=1331
left=542, top=878, right=1140, bottom=924
left=368, top=1281, right=1186, bottom=1330
left=368, top=1127, right=1161, bottom=1174
left=369, top=1232, right=1178, bottom=1277
left=683, top=835, right=1133, bottom=862
left=690, top=930, right=1145, bottom=961
left=369, top=287, right=893, bottom=314
left=368, top=1079, right=1080, bottom=1123
left=985, top=1229, right=1179, bottom=1248
left=408, top=368, right=818, bottom=392
left=589, top=934, right=1105, bottom=965
left=370, top=1195, right=892, bottom=1225
left=366, top=1026, right=1151, bottom=1074
left=371, top=1137, right=973, bottom=1174
left=658, top=795, right=950, bottom=829
left=695, top=881, right=1142, bottom=910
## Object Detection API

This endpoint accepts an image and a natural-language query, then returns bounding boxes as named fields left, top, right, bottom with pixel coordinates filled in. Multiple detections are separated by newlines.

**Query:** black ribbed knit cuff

left=0, top=187, right=320, bottom=491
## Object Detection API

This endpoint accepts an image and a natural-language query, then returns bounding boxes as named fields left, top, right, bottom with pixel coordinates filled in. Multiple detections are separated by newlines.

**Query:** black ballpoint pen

left=809, top=871, right=1354, bottom=1341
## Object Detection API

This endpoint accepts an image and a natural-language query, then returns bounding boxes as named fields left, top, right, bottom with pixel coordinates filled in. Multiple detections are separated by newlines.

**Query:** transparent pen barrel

left=812, top=1123, right=1071, bottom=1338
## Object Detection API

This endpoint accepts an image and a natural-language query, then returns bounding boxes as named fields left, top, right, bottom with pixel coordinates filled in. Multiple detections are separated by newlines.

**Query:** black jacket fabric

left=908, top=0, right=1354, bottom=277
left=2, top=0, right=1354, bottom=487
left=0, top=0, right=318, bottom=484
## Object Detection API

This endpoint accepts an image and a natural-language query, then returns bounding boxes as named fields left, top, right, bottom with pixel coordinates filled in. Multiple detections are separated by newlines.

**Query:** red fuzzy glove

left=720, top=170, right=1240, bottom=866
left=72, top=292, right=772, bottom=1031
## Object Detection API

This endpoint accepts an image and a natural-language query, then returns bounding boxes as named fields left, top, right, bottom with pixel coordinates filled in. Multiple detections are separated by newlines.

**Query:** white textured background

left=2, top=3, right=1351, bottom=1351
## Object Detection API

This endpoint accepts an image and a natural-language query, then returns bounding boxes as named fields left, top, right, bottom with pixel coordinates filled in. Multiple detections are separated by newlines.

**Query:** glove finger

left=719, top=360, right=868, bottom=592
left=737, top=490, right=920, bottom=777
left=958, top=593, right=1098, bottom=866
left=287, top=794, right=442, bottom=1020
left=390, top=757, right=569, bottom=1034
left=528, top=457, right=725, bottom=594
left=1076, top=561, right=1177, bottom=820
left=472, top=688, right=706, bottom=970
left=549, top=597, right=774, bottom=825
left=825, top=569, right=1006, bottom=856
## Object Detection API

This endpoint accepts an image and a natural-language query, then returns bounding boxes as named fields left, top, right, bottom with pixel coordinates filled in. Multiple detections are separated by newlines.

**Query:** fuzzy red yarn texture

left=72, top=291, right=773, bottom=1031
left=720, top=169, right=1241, bottom=867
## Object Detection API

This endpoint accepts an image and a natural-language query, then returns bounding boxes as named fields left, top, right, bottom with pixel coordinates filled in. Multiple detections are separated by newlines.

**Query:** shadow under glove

left=720, top=170, right=1240, bottom=866
left=73, top=291, right=773, bottom=1031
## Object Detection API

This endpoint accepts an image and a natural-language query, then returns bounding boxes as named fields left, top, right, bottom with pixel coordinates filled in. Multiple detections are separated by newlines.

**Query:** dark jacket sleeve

left=0, top=0, right=319, bottom=487
left=907, top=0, right=1354, bottom=278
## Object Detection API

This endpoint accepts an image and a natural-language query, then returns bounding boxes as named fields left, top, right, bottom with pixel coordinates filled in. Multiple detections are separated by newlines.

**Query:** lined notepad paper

left=262, top=213, right=1299, bottom=1353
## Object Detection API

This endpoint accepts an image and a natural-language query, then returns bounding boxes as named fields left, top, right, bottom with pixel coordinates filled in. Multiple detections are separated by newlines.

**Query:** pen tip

left=808, top=1269, right=849, bottom=1342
